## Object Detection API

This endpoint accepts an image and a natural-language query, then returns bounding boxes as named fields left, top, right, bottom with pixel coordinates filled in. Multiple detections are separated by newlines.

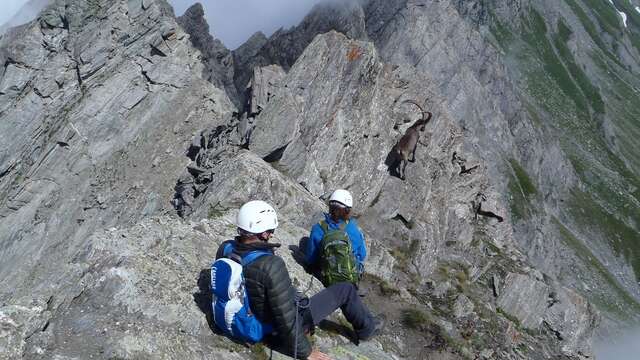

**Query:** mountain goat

left=392, top=99, right=432, bottom=180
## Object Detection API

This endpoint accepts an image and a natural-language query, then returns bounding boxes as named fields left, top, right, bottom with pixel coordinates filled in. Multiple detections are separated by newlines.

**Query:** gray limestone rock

left=453, top=294, right=475, bottom=318
left=231, top=0, right=368, bottom=104
left=545, top=287, right=600, bottom=358
left=497, top=273, right=600, bottom=356
left=177, top=3, right=240, bottom=108
left=497, top=273, right=550, bottom=329
left=232, top=31, right=268, bottom=92
left=248, top=64, right=287, bottom=117
left=0, top=0, right=615, bottom=358
left=0, top=1, right=234, bottom=356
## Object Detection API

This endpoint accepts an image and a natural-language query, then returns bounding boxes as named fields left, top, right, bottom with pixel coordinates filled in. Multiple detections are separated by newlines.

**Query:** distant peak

left=182, top=2, right=205, bottom=18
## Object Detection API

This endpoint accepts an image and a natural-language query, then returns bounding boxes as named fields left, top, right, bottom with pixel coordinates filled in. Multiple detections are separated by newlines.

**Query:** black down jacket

left=215, top=239, right=311, bottom=359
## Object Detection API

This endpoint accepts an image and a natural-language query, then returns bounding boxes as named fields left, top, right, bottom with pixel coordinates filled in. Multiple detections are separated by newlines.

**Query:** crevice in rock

left=543, top=321, right=564, bottom=341
left=473, top=193, right=504, bottom=222
left=262, top=144, right=288, bottom=163
left=33, top=87, right=53, bottom=100
left=0, top=161, right=17, bottom=180
left=491, top=274, right=500, bottom=297
left=547, top=291, right=560, bottom=308
left=369, top=189, right=383, bottom=207
left=137, top=63, right=182, bottom=89
left=476, top=206, right=504, bottom=222
left=186, top=139, right=202, bottom=161
left=137, top=54, right=154, bottom=65
left=73, top=61, right=82, bottom=88
left=140, top=68, right=154, bottom=84
left=460, top=164, right=479, bottom=175
left=149, top=44, right=167, bottom=57
left=46, top=296, right=54, bottom=311
left=392, top=213, right=413, bottom=230
left=61, top=15, right=69, bottom=30
left=4, top=57, right=40, bottom=71
left=452, top=151, right=479, bottom=175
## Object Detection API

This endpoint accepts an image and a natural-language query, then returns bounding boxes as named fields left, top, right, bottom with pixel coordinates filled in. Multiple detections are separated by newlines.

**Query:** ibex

left=392, top=100, right=433, bottom=180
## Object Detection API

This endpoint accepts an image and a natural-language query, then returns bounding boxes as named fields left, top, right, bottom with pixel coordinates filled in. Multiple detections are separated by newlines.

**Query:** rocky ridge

left=174, top=18, right=598, bottom=360
left=1, top=0, right=637, bottom=359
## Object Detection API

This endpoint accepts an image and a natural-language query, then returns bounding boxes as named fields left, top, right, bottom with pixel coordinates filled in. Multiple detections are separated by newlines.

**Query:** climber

left=304, top=189, right=366, bottom=287
left=213, top=200, right=383, bottom=360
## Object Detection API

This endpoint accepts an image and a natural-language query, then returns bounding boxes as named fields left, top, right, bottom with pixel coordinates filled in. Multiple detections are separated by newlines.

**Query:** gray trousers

left=302, top=282, right=375, bottom=338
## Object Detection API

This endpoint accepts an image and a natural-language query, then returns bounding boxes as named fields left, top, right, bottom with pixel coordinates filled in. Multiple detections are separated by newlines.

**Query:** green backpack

left=319, top=220, right=359, bottom=286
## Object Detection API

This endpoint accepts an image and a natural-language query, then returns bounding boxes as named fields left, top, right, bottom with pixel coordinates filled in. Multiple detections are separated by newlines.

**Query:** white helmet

left=237, top=200, right=278, bottom=234
left=329, top=189, right=353, bottom=208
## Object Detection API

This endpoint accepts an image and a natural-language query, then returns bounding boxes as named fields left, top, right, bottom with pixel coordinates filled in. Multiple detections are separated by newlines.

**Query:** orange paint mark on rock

left=347, top=45, right=363, bottom=61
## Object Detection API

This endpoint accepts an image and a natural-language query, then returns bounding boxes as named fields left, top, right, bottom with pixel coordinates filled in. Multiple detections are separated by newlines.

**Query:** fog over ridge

left=168, top=0, right=326, bottom=49
left=594, top=328, right=640, bottom=360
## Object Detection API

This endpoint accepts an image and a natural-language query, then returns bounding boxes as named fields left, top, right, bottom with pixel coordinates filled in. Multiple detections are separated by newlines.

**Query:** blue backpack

left=211, top=243, right=273, bottom=343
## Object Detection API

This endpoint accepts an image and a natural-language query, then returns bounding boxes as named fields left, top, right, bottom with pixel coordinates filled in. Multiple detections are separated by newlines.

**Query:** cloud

left=168, top=0, right=326, bottom=49
left=0, top=0, right=31, bottom=27
left=594, top=328, right=640, bottom=360
left=0, top=0, right=51, bottom=34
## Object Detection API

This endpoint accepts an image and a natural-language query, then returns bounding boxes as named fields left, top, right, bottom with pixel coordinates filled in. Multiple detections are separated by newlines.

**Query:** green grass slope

left=489, top=0, right=640, bottom=321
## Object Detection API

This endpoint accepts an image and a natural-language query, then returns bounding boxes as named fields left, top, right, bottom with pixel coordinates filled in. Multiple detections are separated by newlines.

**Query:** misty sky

left=1, top=0, right=324, bottom=49
left=0, top=0, right=30, bottom=26
left=168, top=0, right=325, bottom=49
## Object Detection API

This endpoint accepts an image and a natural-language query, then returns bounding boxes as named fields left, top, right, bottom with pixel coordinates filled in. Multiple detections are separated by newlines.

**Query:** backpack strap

left=319, top=220, right=328, bottom=233
left=223, top=242, right=234, bottom=257
left=320, top=219, right=349, bottom=232
left=222, top=242, right=244, bottom=264
left=223, top=242, right=271, bottom=266
left=241, top=250, right=271, bottom=266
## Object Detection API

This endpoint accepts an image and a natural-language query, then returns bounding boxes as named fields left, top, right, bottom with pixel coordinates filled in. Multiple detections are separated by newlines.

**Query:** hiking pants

left=303, top=282, right=375, bottom=338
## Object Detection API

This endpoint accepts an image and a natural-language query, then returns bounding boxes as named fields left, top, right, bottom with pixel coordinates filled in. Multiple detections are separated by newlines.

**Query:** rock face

left=175, top=29, right=598, bottom=359
left=1, top=0, right=637, bottom=359
left=231, top=0, right=368, bottom=104
left=497, top=273, right=550, bottom=330
left=0, top=0, right=232, bottom=357
left=177, top=3, right=240, bottom=107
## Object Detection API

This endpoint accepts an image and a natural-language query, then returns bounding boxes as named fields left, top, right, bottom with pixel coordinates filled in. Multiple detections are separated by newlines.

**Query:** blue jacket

left=305, top=213, right=367, bottom=270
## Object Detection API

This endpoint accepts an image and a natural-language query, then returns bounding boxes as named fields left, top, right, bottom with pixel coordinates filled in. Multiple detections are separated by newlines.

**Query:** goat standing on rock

left=390, top=100, right=433, bottom=180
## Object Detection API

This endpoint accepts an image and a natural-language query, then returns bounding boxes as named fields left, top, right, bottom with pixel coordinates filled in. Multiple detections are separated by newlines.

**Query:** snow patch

left=605, top=0, right=629, bottom=28
left=619, top=11, right=628, bottom=27
left=636, top=6, right=640, bottom=14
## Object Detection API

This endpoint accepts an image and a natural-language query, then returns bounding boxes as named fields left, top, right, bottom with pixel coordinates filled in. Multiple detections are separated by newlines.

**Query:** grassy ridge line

left=553, top=19, right=605, bottom=115
left=612, top=0, right=640, bottom=53
left=521, top=9, right=592, bottom=120
left=517, top=7, right=640, bottom=262
left=564, top=0, right=623, bottom=66
left=488, top=3, right=640, bottom=316
left=553, top=217, right=640, bottom=318
left=568, top=190, right=640, bottom=281
left=507, top=158, right=537, bottom=222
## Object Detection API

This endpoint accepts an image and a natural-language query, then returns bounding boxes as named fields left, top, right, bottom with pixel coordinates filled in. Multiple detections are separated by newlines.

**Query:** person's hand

left=307, top=348, right=332, bottom=360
